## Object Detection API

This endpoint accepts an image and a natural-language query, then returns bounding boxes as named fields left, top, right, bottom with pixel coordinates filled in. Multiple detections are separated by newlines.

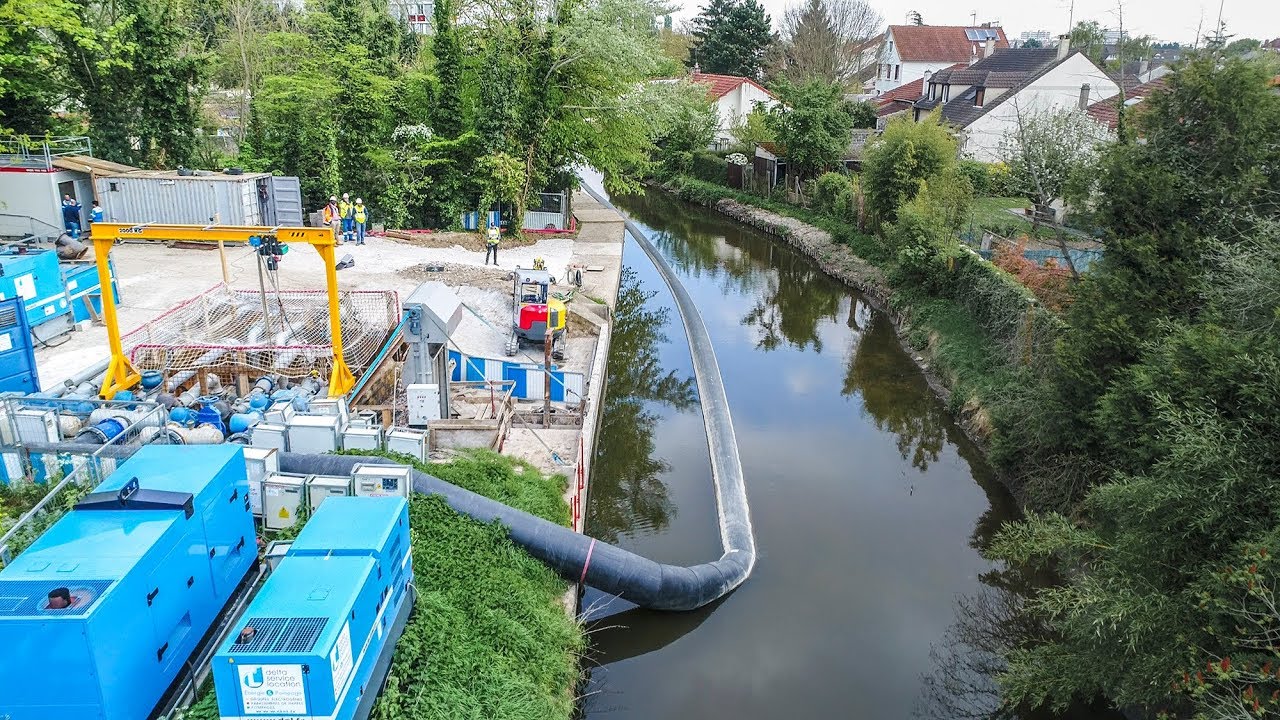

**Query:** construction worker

left=323, top=196, right=340, bottom=243
left=353, top=198, right=368, bottom=245
left=61, top=195, right=82, bottom=238
left=339, top=193, right=353, bottom=244
left=90, top=200, right=104, bottom=224
left=484, top=224, right=500, bottom=266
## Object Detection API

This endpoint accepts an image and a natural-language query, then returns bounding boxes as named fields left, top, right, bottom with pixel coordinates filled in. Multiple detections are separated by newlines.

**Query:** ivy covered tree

left=0, top=0, right=92, bottom=134
left=688, top=0, right=774, bottom=77
left=861, top=111, right=957, bottom=225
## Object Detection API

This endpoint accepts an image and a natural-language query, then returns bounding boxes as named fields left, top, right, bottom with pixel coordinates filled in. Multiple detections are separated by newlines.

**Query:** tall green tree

left=688, top=0, right=774, bottom=77
left=0, top=0, right=93, bottom=134
left=59, top=0, right=205, bottom=167
left=772, top=0, right=881, bottom=87
left=1069, top=20, right=1106, bottom=64
left=765, top=79, right=856, bottom=182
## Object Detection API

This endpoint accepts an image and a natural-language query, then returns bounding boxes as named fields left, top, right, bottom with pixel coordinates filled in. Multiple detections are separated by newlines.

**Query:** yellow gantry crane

left=90, top=223, right=356, bottom=399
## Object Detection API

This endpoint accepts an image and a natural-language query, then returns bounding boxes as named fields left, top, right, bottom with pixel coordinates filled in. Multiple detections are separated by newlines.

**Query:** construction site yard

left=32, top=191, right=625, bottom=483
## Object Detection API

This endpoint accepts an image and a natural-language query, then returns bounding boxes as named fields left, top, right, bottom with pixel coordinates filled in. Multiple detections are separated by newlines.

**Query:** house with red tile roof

left=1086, top=75, right=1170, bottom=131
left=874, top=23, right=1010, bottom=95
left=873, top=63, right=966, bottom=126
left=658, top=72, right=778, bottom=148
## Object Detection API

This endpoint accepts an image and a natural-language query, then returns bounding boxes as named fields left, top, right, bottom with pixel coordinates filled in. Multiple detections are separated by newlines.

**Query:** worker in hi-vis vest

left=339, top=193, right=353, bottom=243
left=323, top=196, right=340, bottom=242
left=353, top=199, right=368, bottom=245
left=484, top=224, right=499, bottom=266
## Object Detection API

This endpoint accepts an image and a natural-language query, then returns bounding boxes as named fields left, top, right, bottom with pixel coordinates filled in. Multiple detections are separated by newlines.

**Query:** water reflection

left=587, top=268, right=697, bottom=544
left=843, top=315, right=947, bottom=471
left=630, top=192, right=842, bottom=352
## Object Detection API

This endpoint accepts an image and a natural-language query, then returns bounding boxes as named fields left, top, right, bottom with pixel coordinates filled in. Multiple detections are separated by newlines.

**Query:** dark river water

left=581, top=189, right=1029, bottom=719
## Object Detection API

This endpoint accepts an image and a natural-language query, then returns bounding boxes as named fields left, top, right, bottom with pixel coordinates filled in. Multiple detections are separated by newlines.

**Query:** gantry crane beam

left=89, top=223, right=355, bottom=399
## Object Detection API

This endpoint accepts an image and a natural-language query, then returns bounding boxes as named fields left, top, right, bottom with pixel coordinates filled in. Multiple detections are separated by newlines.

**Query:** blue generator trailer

left=0, top=445, right=256, bottom=720
left=213, top=497, right=414, bottom=720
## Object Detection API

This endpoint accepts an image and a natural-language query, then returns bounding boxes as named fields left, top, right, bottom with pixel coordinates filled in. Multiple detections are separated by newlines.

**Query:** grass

left=966, top=196, right=1057, bottom=239
left=182, top=449, right=582, bottom=720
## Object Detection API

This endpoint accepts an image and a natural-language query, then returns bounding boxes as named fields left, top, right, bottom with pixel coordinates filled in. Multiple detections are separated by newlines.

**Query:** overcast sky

left=669, top=0, right=1277, bottom=45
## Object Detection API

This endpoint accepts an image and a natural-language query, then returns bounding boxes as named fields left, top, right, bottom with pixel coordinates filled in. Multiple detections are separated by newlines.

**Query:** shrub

left=986, top=162, right=1016, bottom=196
left=957, top=159, right=991, bottom=195
left=814, top=171, right=853, bottom=216
left=690, top=151, right=727, bottom=184
left=862, top=112, right=959, bottom=227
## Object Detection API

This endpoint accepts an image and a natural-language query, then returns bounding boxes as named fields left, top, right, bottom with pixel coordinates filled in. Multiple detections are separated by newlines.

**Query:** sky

left=668, top=0, right=1278, bottom=45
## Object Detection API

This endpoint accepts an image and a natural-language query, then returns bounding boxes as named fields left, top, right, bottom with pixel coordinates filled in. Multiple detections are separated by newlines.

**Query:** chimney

left=984, top=40, right=996, bottom=58
left=1057, top=35, right=1071, bottom=61
left=923, top=70, right=933, bottom=84
left=970, top=44, right=979, bottom=65
left=1139, top=58, right=1149, bottom=77
left=1078, top=83, right=1091, bottom=111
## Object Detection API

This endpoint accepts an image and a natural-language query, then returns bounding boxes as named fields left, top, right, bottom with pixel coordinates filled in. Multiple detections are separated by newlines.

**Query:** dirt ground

left=385, top=230, right=548, bottom=252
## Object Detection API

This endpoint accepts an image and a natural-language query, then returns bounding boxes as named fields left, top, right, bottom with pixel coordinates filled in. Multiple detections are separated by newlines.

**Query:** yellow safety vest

left=339, top=201, right=352, bottom=218
left=354, top=205, right=368, bottom=223
left=485, top=227, right=499, bottom=245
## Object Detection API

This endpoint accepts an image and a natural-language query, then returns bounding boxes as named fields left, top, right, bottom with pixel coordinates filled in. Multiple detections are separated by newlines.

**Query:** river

left=581, top=188, right=1032, bottom=719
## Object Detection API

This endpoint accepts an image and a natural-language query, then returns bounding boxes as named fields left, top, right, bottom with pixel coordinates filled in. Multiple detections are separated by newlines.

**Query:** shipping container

left=95, top=171, right=304, bottom=226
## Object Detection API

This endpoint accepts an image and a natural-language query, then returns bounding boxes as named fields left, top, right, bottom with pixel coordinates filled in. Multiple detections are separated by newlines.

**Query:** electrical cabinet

left=309, top=397, right=350, bottom=428
left=264, top=400, right=295, bottom=425
left=262, top=472, right=308, bottom=530
left=242, top=447, right=278, bottom=517
left=286, top=414, right=340, bottom=454
left=385, top=428, right=427, bottom=462
left=352, top=464, right=412, bottom=499
left=406, top=383, right=441, bottom=426
left=12, top=409, right=58, bottom=444
left=341, top=426, right=382, bottom=451
left=250, top=423, right=287, bottom=452
left=307, top=474, right=352, bottom=512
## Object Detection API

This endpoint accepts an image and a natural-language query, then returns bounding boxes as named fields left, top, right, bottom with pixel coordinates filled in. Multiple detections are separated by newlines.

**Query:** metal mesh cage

left=120, top=284, right=399, bottom=380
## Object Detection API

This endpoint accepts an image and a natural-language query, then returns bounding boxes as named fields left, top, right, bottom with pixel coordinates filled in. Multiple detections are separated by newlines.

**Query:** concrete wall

left=961, top=53, right=1120, bottom=162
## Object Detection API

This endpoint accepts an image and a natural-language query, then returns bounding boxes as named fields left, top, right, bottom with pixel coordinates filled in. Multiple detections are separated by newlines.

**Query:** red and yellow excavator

left=505, top=267, right=566, bottom=361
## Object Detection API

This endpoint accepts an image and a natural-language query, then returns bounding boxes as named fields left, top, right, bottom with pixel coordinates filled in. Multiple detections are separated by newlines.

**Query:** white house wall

left=714, top=83, right=777, bottom=145
left=960, top=53, right=1120, bottom=162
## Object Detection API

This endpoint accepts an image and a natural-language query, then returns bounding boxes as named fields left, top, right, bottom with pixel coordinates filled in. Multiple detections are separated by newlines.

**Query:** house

left=910, top=42, right=1120, bottom=161
left=389, top=0, right=433, bottom=34
left=751, top=129, right=877, bottom=191
left=874, top=23, right=1009, bottom=95
left=1086, top=75, right=1170, bottom=131
left=686, top=72, right=779, bottom=148
left=1261, top=38, right=1280, bottom=53
left=873, top=63, right=965, bottom=127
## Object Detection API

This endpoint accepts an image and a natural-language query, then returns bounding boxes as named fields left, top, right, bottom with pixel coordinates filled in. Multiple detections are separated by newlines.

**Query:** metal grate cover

left=0, top=304, right=16, bottom=328
left=0, top=579, right=114, bottom=617
left=229, top=616, right=328, bottom=654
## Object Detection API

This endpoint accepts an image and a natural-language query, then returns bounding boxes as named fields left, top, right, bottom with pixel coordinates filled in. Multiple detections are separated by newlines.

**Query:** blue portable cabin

left=213, top=497, right=414, bottom=720
left=0, top=445, right=256, bottom=720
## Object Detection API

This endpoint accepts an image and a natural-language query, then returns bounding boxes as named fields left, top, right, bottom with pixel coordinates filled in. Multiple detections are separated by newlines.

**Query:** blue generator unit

left=213, top=497, right=415, bottom=720
left=0, top=445, right=256, bottom=720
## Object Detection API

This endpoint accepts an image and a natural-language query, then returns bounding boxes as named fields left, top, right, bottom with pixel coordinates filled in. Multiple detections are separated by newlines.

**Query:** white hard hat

left=342, top=193, right=349, bottom=199
left=329, top=196, right=337, bottom=201
left=355, top=198, right=363, bottom=203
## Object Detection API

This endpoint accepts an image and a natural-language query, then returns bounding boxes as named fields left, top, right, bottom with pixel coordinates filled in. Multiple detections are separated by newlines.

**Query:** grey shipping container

left=95, top=171, right=304, bottom=227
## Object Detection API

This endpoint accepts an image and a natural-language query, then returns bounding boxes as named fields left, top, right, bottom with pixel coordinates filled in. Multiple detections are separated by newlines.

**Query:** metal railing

left=0, top=396, right=169, bottom=567
left=0, top=136, right=94, bottom=170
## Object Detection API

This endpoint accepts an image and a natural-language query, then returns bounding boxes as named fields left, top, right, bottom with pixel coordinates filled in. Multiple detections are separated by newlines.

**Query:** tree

left=688, top=0, right=774, bottom=77
left=1224, top=37, right=1261, bottom=56
left=998, top=103, right=1111, bottom=277
left=58, top=0, right=206, bottom=167
left=765, top=79, right=856, bottom=184
left=861, top=111, right=958, bottom=226
left=0, top=0, right=92, bottom=134
left=1021, top=37, right=1043, bottom=49
left=648, top=80, right=719, bottom=172
left=772, top=0, right=882, bottom=87
left=1069, top=20, right=1106, bottom=64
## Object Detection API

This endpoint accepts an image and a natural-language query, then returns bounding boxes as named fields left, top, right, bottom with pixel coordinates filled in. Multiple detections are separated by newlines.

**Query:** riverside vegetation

left=656, top=52, right=1280, bottom=719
